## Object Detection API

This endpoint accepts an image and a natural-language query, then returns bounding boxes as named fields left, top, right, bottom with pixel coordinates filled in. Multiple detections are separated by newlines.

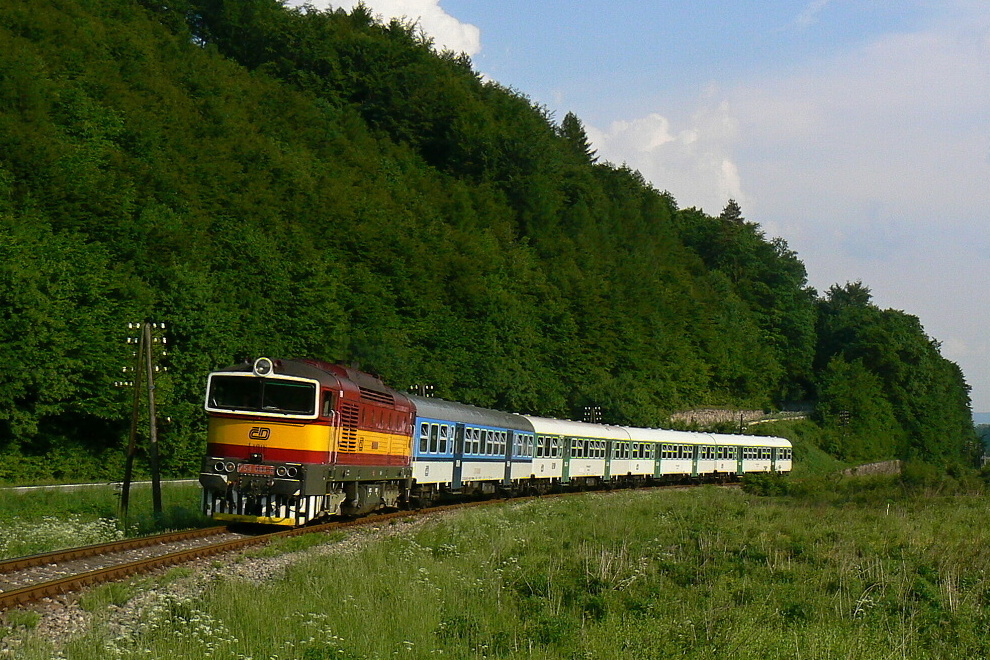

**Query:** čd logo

left=249, top=427, right=271, bottom=441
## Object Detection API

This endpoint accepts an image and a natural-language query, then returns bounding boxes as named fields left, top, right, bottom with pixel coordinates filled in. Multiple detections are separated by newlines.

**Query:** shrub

left=740, top=470, right=791, bottom=496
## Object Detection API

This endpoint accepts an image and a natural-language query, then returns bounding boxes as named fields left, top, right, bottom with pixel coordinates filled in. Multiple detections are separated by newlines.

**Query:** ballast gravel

left=0, top=514, right=439, bottom=656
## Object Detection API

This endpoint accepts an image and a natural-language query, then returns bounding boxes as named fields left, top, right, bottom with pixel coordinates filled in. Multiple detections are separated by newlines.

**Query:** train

left=199, top=357, right=792, bottom=526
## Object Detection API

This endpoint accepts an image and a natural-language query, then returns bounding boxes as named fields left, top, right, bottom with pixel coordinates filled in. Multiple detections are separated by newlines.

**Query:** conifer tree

left=719, top=198, right=744, bottom=224
left=558, top=111, right=598, bottom=163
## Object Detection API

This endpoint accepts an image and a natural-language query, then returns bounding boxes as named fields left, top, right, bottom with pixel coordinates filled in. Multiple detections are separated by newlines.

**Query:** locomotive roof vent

left=253, top=357, right=274, bottom=377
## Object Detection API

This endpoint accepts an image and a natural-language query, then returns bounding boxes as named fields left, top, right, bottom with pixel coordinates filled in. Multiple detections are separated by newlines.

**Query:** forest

left=0, top=0, right=976, bottom=481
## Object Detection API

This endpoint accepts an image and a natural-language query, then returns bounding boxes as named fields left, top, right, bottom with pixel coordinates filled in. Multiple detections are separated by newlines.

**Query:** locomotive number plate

left=237, top=463, right=276, bottom=476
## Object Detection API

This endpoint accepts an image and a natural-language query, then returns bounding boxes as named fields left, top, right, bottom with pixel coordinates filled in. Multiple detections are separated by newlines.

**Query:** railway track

left=0, top=525, right=257, bottom=609
left=0, top=504, right=486, bottom=610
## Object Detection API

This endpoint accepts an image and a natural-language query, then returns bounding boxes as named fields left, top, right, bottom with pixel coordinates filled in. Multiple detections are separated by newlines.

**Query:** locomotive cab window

left=208, top=375, right=317, bottom=416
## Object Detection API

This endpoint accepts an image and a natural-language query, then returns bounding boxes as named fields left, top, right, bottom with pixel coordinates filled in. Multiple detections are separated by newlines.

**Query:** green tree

left=557, top=111, right=598, bottom=164
left=814, top=282, right=973, bottom=463
left=816, top=356, right=900, bottom=460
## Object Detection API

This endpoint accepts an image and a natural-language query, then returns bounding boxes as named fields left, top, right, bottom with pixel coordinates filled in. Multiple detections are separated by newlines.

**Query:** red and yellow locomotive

left=199, top=357, right=415, bottom=525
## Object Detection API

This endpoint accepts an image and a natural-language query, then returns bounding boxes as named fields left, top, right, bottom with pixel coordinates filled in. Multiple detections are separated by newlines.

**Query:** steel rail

left=0, top=530, right=279, bottom=609
left=0, top=526, right=231, bottom=575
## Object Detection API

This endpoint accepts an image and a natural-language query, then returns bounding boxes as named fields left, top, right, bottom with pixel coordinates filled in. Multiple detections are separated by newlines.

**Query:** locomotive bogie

left=341, top=481, right=403, bottom=516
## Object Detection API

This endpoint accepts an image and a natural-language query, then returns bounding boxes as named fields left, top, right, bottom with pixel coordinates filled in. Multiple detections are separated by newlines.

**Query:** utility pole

left=143, top=321, right=163, bottom=517
left=583, top=406, right=601, bottom=424
left=117, top=321, right=168, bottom=528
left=119, top=326, right=142, bottom=529
left=410, top=384, right=434, bottom=397
left=839, top=409, right=851, bottom=443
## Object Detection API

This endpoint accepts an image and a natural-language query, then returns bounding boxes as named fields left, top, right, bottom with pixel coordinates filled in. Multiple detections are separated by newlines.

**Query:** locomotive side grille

left=359, top=387, right=394, bottom=405
left=339, top=402, right=359, bottom=452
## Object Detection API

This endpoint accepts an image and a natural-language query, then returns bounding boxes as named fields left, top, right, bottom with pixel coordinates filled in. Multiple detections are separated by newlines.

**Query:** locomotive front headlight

left=253, top=357, right=274, bottom=377
left=286, top=466, right=298, bottom=478
left=276, top=466, right=287, bottom=477
left=224, top=461, right=236, bottom=473
left=213, top=462, right=226, bottom=473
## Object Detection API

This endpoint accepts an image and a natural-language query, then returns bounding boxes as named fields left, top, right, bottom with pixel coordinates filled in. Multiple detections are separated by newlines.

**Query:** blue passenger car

left=407, top=395, right=535, bottom=505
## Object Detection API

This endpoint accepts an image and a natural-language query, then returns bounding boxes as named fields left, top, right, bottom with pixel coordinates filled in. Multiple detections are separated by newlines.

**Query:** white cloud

left=587, top=98, right=744, bottom=213
left=731, top=14, right=990, bottom=249
left=795, top=0, right=834, bottom=28
left=285, top=0, right=481, bottom=56
left=728, top=10, right=990, bottom=407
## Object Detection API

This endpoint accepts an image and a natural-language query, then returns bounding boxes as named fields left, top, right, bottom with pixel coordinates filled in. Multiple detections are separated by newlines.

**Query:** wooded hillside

left=0, top=0, right=974, bottom=479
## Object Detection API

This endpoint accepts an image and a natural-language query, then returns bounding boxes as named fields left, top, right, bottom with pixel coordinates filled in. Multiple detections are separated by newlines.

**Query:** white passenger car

left=524, top=416, right=631, bottom=485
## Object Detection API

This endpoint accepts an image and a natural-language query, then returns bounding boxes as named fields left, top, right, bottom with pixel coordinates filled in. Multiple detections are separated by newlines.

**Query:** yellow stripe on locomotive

left=206, top=416, right=412, bottom=462
left=208, top=416, right=331, bottom=454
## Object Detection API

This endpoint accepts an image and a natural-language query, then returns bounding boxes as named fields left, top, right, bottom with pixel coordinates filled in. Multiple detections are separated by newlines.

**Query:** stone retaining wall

left=669, top=409, right=764, bottom=427
left=842, top=460, right=902, bottom=476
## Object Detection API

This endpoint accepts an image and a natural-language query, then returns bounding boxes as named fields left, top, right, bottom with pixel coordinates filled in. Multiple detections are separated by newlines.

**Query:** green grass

left=9, top=485, right=990, bottom=659
left=0, top=482, right=210, bottom=559
left=241, top=530, right=348, bottom=559
left=748, top=419, right=849, bottom=477
left=78, top=582, right=141, bottom=612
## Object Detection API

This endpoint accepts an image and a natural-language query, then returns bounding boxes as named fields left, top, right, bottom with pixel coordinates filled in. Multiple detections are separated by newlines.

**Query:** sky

left=286, top=0, right=990, bottom=413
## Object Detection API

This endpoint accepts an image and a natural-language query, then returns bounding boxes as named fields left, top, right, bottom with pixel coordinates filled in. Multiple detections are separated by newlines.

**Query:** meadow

left=0, top=482, right=208, bottom=559
left=5, top=477, right=990, bottom=659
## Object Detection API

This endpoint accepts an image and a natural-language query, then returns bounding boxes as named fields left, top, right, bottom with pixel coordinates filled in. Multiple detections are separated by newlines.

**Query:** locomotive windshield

left=207, top=375, right=317, bottom=416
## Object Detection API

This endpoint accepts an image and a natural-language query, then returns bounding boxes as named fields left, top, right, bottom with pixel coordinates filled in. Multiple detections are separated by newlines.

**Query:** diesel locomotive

left=200, top=357, right=792, bottom=525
